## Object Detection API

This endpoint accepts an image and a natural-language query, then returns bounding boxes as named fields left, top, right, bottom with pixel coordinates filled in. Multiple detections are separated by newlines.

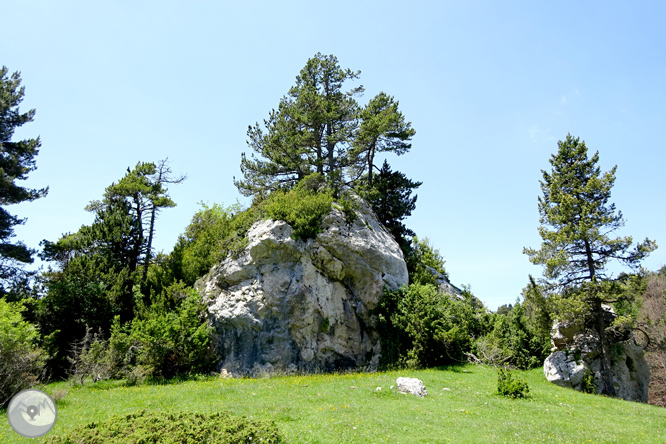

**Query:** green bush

left=108, top=284, right=215, bottom=379
left=169, top=202, right=261, bottom=286
left=43, top=410, right=283, bottom=444
left=264, top=176, right=334, bottom=240
left=406, top=237, right=449, bottom=286
left=581, top=369, right=596, bottom=394
left=0, top=299, right=47, bottom=406
left=336, top=190, right=359, bottom=223
left=475, top=303, right=550, bottom=370
left=497, top=367, right=530, bottom=398
left=68, top=325, right=113, bottom=384
left=376, top=283, right=487, bottom=369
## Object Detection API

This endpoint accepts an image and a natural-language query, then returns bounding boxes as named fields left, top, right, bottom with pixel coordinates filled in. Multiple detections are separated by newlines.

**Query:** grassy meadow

left=1, top=365, right=664, bottom=443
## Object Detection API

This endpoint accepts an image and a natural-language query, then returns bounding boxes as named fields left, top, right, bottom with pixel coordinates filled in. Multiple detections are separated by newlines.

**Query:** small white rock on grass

left=396, top=377, right=428, bottom=397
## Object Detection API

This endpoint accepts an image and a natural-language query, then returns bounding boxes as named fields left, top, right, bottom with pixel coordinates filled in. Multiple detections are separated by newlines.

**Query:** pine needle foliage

left=523, top=134, right=655, bottom=288
left=0, top=66, right=48, bottom=295
left=523, top=133, right=657, bottom=397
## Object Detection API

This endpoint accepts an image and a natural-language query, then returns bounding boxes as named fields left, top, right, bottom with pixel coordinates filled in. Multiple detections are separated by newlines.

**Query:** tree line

left=0, top=55, right=662, bottom=406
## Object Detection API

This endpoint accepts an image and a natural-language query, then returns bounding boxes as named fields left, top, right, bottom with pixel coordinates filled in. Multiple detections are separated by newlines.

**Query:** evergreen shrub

left=406, top=237, right=449, bottom=286
left=43, top=410, right=283, bottom=444
left=376, top=283, right=486, bottom=368
left=497, top=367, right=530, bottom=398
left=475, top=303, right=550, bottom=370
left=108, top=285, right=215, bottom=380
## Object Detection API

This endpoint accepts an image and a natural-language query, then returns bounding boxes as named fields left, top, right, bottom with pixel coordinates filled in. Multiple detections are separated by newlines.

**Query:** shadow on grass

left=64, top=374, right=218, bottom=391
left=431, top=364, right=471, bottom=373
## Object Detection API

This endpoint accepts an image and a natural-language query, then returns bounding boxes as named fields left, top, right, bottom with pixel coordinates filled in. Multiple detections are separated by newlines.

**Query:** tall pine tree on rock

left=351, top=92, right=415, bottom=187
left=235, top=53, right=363, bottom=197
left=523, top=133, right=656, bottom=396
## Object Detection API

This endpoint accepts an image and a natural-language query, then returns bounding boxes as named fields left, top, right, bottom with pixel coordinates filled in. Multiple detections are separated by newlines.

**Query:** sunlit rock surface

left=198, top=197, right=408, bottom=376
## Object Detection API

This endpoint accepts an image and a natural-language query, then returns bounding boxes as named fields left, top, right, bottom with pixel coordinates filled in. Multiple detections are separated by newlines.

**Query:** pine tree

left=38, top=162, right=183, bottom=376
left=90, top=161, right=184, bottom=297
left=235, top=53, right=363, bottom=197
left=0, top=66, right=48, bottom=295
left=523, top=133, right=656, bottom=396
left=357, top=160, right=421, bottom=255
left=351, top=92, right=415, bottom=187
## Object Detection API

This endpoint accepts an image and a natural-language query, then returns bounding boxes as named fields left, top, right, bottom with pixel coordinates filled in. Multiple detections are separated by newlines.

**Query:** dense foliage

left=0, top=299, right=47, bottom=406
left=43, top=410, right=283, bottom=444
left=108, top=285, right=215, bottom=380
left=30, top=162, right=214, bottom=381
left=64, top=285, right=215, bottom=384
left=376, top=283, right=489, bottom=369
left=475, top=302, right=550, bottom=369
left=407, top=236, right=450, bottom=286
left=235, top=53, right=415, bottom=197
left=264, top=174, right=335, bottom=239
left=169, top=202, right=259, bottom=286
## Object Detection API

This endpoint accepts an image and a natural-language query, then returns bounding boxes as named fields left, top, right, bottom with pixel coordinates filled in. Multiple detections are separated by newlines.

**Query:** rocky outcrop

left=543, top=311, right=650, bottom=403
left=426, top=266, right=463, bottom=300
left=197, top=197, right=408, bottom=376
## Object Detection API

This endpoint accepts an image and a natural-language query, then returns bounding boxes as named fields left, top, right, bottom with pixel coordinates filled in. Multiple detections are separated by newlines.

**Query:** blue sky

left=3, top=1, right=665, bottom=310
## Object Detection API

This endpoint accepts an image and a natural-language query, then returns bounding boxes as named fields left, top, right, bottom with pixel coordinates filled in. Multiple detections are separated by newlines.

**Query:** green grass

left=2, top=365, right=665, bottom=443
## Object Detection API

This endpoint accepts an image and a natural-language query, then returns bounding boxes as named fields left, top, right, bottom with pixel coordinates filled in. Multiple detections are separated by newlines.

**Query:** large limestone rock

left=198, top=197, right=408, bottom=376
left=543, top=312, right=650, bottom=403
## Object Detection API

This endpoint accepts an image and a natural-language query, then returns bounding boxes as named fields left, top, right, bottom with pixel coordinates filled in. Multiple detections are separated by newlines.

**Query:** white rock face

left=396, top=377, right=428, bottom=397
left=544, top=351, right=585, bottom=388
left=544, top=319, right=650, bottom=403
left=198, top=197, right=408, bottom=376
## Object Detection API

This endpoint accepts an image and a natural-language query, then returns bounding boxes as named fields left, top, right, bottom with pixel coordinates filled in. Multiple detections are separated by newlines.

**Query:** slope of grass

left=1, top=365, right=664, bottom=443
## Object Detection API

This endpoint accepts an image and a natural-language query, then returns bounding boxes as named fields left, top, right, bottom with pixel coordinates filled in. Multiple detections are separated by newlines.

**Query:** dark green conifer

left=0, top=66, right=48, bottom=295
left=352, top=92, right=415, bottom=187
left=235, top=53, right=363, bottom=197
left=524, top=133, right=656, bottom=396
left=358, top=160, right=421, bottom=256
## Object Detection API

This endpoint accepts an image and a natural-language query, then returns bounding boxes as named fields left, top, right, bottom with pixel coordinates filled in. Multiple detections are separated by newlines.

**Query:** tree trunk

left=316, top=130, right=323, bottom=174
left=327, top=123, right=334, bottom=176
left=592, top=291, right=616, bottom=397
left=584, top=238, right=595, bottom=280
left=142, top=204, right=157, bottom=287
left=368, top=144, right=375, bottom=188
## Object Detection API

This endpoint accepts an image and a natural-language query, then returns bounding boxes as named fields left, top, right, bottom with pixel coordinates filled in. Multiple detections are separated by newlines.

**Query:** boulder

left=544, top=351, right=585, bottom=388
left=396, top=377, right=428, bottom=397
left=198, top=196, right=408, bottom=376
left=544, top=316, right=650, bottom=403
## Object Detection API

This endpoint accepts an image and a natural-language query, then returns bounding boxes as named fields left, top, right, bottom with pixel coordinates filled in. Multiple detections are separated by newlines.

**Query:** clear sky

left=3, top=1, right=665, bottom=310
